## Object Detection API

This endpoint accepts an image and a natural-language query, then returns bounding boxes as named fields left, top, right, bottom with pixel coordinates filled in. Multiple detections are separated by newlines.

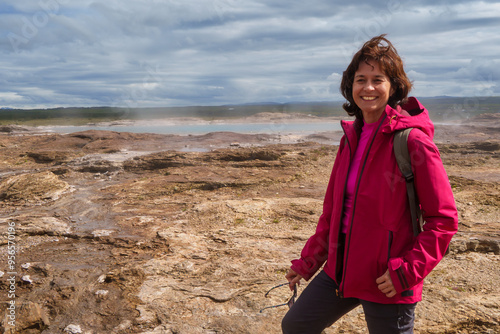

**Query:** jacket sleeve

left=290, top=136, right=346, bottom=281
left=388, top=130, right=458, bottom=293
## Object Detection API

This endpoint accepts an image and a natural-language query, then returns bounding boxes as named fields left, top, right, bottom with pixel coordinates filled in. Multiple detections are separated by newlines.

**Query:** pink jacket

left=291, top=97, right=458, bottom=304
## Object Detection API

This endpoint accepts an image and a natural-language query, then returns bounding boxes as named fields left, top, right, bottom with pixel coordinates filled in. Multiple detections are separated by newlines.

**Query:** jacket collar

left=341, top=97, right=435, bottom=141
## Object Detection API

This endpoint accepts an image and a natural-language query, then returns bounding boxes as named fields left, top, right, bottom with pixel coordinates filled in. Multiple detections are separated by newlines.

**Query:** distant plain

left=1, top=96, right=499, bottom=127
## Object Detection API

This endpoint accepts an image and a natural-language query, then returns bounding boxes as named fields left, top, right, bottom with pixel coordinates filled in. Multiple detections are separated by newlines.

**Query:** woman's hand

left=376, top=269, right=397, bottom=298
left=285, top=269, right=303, bottom=291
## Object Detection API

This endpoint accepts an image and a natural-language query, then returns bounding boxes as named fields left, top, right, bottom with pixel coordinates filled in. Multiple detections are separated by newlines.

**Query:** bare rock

left=135, top=304, right=157, bottom=325
left=123, top=151, right=197, bottom=172
left=27, top=151, right=73, bottom=164
left=470, top=140, right=500, bottom=152
left=95, top=289, right=109, bottom=301
left=0, top=171, right=70, bottom=204
left=67, top=153, right=124, bottom=173
left=1, top=302, right=50, bottom=333
left=6, top=216, right=72, bottom=237
left=212, top=148, right=283, bottom=162
left=139, top=325, right=175, bottom=334
left=113, top=320, right=133, bottom=332
left=0, top=119, right=497, bottom=333
left=76, top=160, right=121, bottom=173
left=450, top=236, right=500, bottom=255
left=0, top=125, right=32, bottom=133
left=92, top=229, right=115, bottom=238
left=63, top=324, right=82, bottom=333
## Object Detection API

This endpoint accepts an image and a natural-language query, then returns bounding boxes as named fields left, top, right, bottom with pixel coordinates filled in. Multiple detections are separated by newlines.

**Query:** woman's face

left=352, top=60, right=394, bottom=123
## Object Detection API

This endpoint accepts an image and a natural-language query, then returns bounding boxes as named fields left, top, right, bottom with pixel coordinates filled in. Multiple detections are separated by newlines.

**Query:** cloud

left=0, top=0, right=499, bottom=108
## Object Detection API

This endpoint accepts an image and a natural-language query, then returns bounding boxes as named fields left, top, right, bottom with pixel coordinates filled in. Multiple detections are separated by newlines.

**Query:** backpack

left=393, top=128, right=423, bottom=237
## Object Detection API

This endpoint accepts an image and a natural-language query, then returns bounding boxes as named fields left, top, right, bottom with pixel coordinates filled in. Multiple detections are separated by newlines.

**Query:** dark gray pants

left=281, top=271, right=416, bottom=334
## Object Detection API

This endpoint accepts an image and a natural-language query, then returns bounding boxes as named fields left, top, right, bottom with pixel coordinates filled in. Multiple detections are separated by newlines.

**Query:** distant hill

left=1, top=97, right=498, bottom=125
left=0, top=102, right=346, bottom=125
left=419, top=96, right=500, bottom=121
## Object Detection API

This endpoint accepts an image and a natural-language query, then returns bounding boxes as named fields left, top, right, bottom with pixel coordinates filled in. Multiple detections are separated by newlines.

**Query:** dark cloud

left=0, top=0, right=498, bottom=108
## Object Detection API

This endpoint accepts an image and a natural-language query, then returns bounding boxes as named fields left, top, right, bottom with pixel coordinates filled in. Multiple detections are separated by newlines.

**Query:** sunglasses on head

left=259, top=283, right=297, bottom=313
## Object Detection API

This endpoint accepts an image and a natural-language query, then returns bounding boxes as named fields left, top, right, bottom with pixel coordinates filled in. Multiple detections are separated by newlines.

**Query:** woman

left=281, top=35, right=458, bottom=333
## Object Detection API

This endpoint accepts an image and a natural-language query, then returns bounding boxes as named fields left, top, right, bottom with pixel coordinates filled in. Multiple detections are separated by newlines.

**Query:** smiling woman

left=340, top=35, right=413, bottom=122
left=281, top=35, right=458, bottom=334
left=352, top=61, right=394, bottom=123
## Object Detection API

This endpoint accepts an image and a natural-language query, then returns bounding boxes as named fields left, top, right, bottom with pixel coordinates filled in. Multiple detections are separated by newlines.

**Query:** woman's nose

left=364, top=81, right=375, bottom=90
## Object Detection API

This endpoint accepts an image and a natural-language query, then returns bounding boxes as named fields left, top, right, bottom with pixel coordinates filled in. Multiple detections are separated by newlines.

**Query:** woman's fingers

left=376, top=269, right=396, bottom=298
left=285, top=269, right=303, bottom=290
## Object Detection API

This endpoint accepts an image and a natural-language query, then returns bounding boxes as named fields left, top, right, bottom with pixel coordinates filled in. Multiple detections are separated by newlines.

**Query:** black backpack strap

left=394, top=128, right=423, bottom=236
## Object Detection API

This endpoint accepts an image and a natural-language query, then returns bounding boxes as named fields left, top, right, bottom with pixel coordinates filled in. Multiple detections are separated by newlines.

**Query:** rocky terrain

left=0, top=113, right=499, bottom=334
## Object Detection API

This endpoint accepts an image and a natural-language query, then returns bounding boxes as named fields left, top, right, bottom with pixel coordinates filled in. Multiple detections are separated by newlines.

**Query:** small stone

left=95, top=290, right=109, bottom=300
left=136, top=305, right=157, bottom=325
left=114, top=320, right=133, bottom=331
left=21, top=275, right=33, bottom=284
left=92, top=229, right=114, bottom=237
left=21, top=263, right=31, bottom=269
left=64, top=324, right=82, bottom=334
left=139, top=325, right=174, bottom=334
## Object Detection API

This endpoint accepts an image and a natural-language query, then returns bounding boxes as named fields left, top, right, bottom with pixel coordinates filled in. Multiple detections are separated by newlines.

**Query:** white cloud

left=0, top=0, right=499, bottom=108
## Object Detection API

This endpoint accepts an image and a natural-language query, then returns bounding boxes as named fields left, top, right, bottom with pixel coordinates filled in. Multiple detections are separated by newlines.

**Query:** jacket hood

left=380, top=97, right=434, bottom=139
left=340, top=97, right=435, bottom=144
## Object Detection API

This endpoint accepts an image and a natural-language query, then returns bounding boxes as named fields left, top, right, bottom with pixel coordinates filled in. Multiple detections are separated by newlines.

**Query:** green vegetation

left=234, top=218, right=245, bottom=225
left=0, top=107, right=129, bottom=126
left=0, top=102, right=346, bottom=126
left=1, top=97, right=499, bottom=126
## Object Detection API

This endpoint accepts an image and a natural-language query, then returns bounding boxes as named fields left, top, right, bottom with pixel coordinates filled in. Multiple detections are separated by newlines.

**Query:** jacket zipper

left=336, top=123, right=353, bottom=298
left=339, top=115, right=386, bottom=298
left=388, top=231, right=393, bottom=261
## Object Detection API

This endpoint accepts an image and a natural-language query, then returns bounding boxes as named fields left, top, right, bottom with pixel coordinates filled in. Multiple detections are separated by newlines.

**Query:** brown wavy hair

left=340, top=34, right=413, bottom=120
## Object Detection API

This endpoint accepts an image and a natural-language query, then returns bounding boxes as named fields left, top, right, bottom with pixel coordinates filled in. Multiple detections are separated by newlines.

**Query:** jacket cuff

left=290, top=259, right=314, bottom=281
left=388, top=258, right=408, bottom=293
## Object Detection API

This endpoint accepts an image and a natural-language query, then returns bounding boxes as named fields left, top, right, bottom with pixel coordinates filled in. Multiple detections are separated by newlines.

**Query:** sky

left=0, top=0, right=499, bottom=109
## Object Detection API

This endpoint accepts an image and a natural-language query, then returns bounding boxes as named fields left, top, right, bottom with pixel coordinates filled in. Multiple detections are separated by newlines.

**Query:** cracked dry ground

left=0, top=129, right=498, bottom=334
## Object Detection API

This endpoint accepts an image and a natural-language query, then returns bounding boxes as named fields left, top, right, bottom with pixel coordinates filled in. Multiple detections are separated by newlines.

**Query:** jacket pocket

left=395, top=266, right=410, bottom=290
left=387, top=231, right=393, bottom=261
